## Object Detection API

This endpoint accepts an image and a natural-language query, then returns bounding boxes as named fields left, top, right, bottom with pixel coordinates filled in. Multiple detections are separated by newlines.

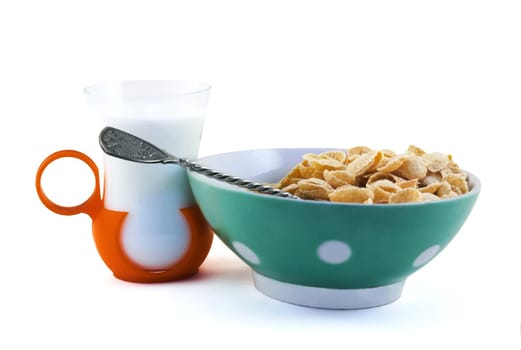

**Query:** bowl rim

left=191, top=147, right=481, bottom=207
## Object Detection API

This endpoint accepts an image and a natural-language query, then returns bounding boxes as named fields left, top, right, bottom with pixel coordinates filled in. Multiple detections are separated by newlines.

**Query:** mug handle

left=35, top=150, right=102, bottom=219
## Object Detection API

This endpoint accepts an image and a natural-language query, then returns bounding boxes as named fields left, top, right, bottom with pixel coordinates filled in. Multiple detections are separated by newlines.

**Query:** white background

left=1, top=0, right=520, bottom=349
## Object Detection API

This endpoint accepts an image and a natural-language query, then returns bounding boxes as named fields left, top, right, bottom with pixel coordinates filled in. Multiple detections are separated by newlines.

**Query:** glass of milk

left=84, top=80, right=212, bottom=275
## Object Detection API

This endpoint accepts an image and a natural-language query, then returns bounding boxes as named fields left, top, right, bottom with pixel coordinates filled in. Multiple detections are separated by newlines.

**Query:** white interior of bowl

left=194, top=148, right=331, bottom=191
left=193, top=148, right=480, bottom=197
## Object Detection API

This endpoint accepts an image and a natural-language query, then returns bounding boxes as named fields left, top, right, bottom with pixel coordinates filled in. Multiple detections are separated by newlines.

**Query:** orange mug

left=36, top=149, right=213, bottom=283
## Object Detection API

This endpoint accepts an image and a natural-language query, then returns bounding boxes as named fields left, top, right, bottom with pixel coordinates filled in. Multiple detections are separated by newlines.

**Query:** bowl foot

left=252, top=272, right=405, bottom=309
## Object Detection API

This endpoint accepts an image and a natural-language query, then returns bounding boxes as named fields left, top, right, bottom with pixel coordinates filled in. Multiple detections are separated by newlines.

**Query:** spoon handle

left=163, top=157, right=300, bottom=199
left=99, top=127, right=299, bottom=200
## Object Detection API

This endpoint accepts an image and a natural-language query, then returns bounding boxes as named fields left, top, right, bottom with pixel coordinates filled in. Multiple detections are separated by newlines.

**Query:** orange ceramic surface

left=36, top=150, right=213, bottom=283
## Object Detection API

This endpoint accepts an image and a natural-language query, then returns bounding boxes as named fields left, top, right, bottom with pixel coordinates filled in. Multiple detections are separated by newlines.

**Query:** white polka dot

left=232, top=241, right=260, bottom=265
left=317, top=240, right=352, bottom=264
left=413, top=245, right=441, bottom=268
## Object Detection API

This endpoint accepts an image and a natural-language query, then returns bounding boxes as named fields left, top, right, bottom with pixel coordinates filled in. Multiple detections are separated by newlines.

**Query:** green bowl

left=188, top=148, right=480, bottom=309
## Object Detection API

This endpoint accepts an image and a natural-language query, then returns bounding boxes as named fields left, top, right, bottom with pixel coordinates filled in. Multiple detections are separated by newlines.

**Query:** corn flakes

left=274, top=145, right=469, bottom=204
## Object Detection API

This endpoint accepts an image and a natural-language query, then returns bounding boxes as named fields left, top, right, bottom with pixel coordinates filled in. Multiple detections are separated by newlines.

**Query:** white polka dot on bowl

left=413, top=245, right=441, bottom=268
left=232, top=241, right=261, bottom=265
left=317, top=240, right=352, bottom=264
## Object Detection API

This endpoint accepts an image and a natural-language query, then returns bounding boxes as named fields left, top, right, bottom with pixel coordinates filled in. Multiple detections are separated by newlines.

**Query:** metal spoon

left=99, top=126, right=299, bottom=200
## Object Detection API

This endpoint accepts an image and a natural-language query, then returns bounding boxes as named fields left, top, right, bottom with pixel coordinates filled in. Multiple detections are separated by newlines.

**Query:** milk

left=102, top=116, right=204, bottom=209
left=85, top=80, right=211, bottom=270
left=101, top=116, right=206, bottom=269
